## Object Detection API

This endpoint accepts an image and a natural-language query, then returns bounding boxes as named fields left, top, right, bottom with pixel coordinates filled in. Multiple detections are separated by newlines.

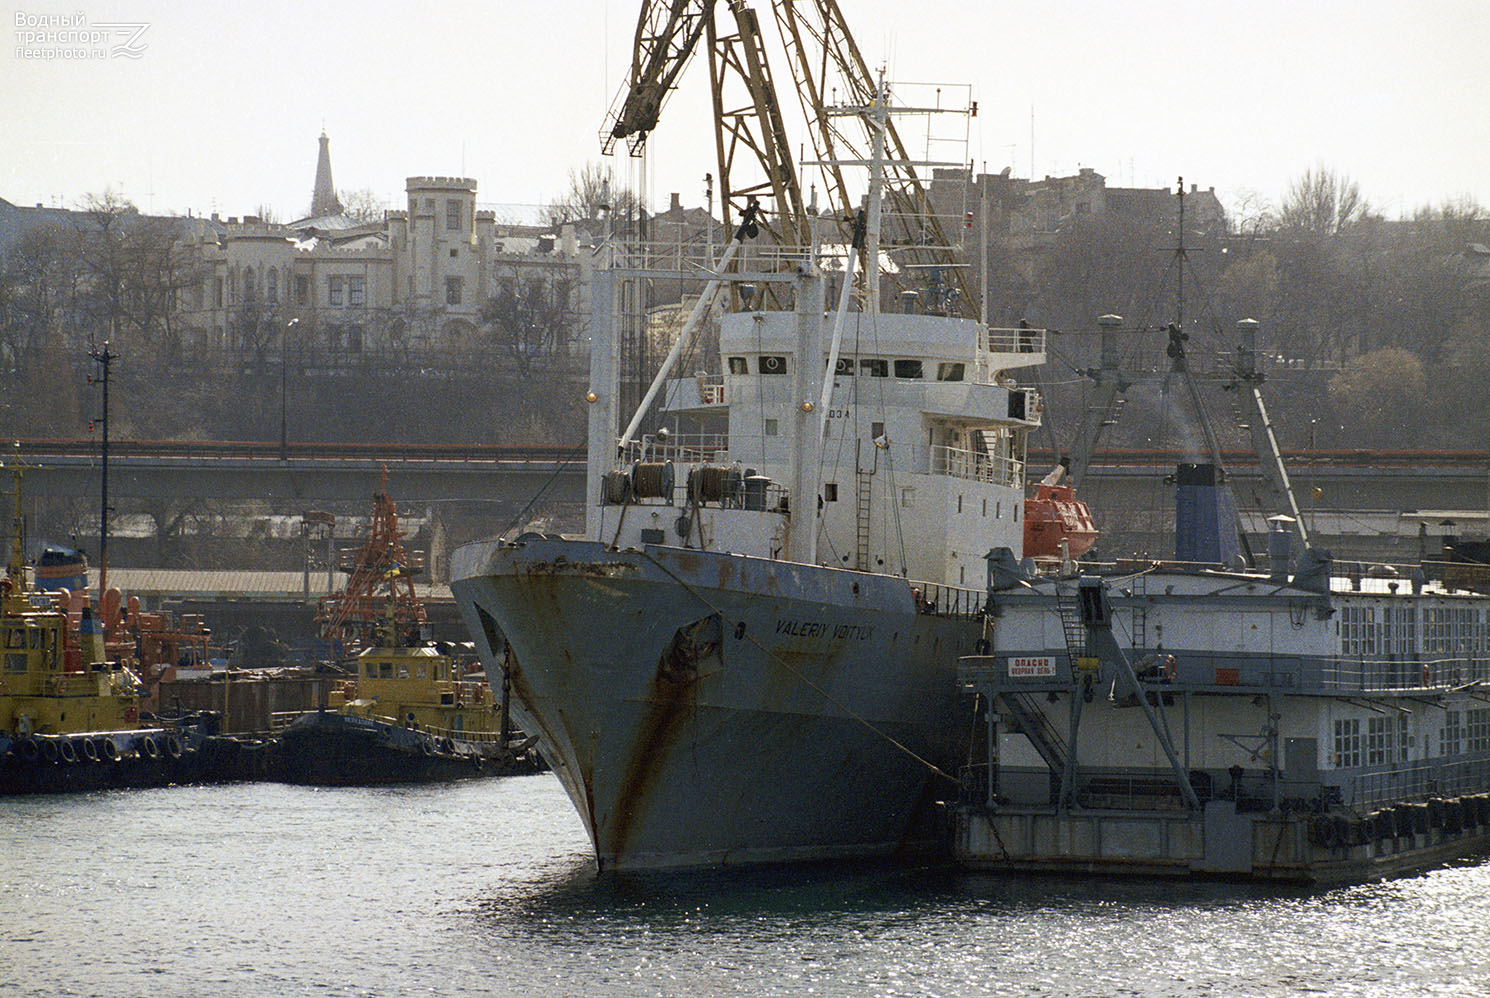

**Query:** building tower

left=309, top=130, right=343, bottom=218
left=394, top=177, right=479, bottom=314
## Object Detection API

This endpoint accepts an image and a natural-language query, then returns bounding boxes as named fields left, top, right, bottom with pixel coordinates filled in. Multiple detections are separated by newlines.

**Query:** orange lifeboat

left=1023, top=465, right=1099, bottom=560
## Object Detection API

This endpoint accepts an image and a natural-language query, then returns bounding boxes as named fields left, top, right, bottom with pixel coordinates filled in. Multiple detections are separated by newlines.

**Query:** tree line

left=988, top=170, right=1490, bottom=451
left=5, top=169, right=1489, bottom=456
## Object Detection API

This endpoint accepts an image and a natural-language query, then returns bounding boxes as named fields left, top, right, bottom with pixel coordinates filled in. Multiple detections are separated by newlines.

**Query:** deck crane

left=600, top=0, right=976, bottom=315
left=316, top=468, right=428, bottom=657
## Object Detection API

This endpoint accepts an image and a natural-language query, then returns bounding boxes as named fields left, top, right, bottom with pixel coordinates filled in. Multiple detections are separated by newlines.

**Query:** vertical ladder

left=1056, top=589, right=1087, bottom=674
left=1130, top=575, right=1147, bottom=654
left=854, top=469, right=873, bottom=571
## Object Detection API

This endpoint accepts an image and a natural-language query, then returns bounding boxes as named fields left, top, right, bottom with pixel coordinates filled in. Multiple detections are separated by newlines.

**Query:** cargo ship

left=451, top=74, right=1048, bottom=869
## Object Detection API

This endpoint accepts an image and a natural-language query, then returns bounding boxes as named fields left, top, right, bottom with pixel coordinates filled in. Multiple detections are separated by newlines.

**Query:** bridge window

left=860, top=359, right=888, bottom=377
left=834, top=358, right=855, bottom=376
left=728, top=357, right=747, bottom=375
left=894, top=359, right=923, bottom=379
left=765, top=419, right=778, bottom=436
left=1367, top=716, right=1393, bottom=765
left=1333, top=717, right=1361, bottom=767
left=937, top=362, right=965, bottom=382
left=824, top=483, right=838, bottom=502
left=759, top=355, right=787, bottom=375
left=1441, top=710, right=1463, bottom=757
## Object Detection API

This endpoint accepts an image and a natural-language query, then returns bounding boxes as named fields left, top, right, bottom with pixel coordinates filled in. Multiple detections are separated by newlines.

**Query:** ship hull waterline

left=451, top=538, right=979, bottom=872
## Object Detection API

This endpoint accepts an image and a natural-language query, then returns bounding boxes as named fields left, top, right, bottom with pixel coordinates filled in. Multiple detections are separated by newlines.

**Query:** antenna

left=1029, top=106, right=1035, bottom=178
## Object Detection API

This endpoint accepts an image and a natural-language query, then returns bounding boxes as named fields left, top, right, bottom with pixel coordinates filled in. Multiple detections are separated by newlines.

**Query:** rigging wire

left=498, top=435, right=588, bottom=539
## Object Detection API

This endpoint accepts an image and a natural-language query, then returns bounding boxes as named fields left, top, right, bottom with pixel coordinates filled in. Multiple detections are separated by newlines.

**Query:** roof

left=0, top=198, right=221, bottom=256
left=286, top=211, right=364, bottom=231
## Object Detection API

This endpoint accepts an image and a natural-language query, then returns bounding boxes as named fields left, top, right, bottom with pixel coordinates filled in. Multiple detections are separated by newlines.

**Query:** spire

left=310, top=129, right=343, bottom=217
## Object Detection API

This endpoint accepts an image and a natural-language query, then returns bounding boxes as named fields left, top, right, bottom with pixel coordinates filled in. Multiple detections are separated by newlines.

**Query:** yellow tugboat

left=270, top=475, right=541, bottom=785
left=1, top=465, right=256, bottom=793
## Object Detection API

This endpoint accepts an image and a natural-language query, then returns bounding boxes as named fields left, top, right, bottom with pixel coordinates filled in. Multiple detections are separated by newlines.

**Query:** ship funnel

left=1267, top=514, right=1295, bottom=581
left=1174, top=463, right=1241, bottom=566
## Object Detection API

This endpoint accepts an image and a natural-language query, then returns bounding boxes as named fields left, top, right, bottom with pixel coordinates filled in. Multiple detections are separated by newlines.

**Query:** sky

left=3, top=0, right=1488, bottom=224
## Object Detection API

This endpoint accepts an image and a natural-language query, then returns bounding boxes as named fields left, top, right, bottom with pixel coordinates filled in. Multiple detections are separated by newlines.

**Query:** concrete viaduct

left=9, top=440, right=1490, bottom=564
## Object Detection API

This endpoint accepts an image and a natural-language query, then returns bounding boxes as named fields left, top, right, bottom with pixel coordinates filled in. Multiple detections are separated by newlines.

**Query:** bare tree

left=338, top=188, right=388, bottom=224
left=543, top=163, right=641, bottom=227
left=1327, top=347, right=1427, bottom=445
left=1279, top=168, right=1370, bottom=235
left=0, top=222, right=90, bottom=374
left=72, top=191, right=208, bottom=361
left=479, top=269, right=578, bottom=377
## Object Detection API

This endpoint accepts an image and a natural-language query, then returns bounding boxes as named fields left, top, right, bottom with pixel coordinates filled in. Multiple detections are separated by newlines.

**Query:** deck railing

left=621, top=434, right=731, bottom=466
left=267, top=709, right=510, bottom=746
left=1350, top=757, right=1490, bottom=808
left=930, top=444, right=1022, bottom=488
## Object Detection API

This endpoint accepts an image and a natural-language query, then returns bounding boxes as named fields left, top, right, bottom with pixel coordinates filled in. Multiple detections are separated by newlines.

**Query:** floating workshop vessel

left=957, top=313, right=1490, bottom=882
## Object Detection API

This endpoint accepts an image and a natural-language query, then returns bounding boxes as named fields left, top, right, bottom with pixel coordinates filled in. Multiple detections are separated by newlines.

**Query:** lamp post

left=280, top=318, right=299, bottom=461
left=88, top=342, right=115, bottom=597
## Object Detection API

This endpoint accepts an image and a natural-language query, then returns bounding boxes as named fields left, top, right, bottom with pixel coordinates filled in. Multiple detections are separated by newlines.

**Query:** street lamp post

left=88, top=342, right=115, bottom=597
left=280, top=318, right=299, bottom=461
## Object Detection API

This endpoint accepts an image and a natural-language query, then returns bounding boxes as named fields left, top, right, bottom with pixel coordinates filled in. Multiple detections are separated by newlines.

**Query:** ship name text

left=775, top=618, right=875, bottom=641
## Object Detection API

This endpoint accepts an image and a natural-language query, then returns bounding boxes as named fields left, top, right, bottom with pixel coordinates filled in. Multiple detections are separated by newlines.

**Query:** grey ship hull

left=450, top=537, right=978, bottom=871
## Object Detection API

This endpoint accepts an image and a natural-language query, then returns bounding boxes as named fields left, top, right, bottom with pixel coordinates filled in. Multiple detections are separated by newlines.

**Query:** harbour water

left=4, top=776, right=1489, bottom=997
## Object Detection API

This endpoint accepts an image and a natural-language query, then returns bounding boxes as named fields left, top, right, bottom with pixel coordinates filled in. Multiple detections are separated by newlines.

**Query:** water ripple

left=4, top=777, right=1489, bottom=997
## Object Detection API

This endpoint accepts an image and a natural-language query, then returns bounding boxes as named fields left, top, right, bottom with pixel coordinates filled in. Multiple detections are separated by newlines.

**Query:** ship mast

left=4, top=465, right=26, bottom=595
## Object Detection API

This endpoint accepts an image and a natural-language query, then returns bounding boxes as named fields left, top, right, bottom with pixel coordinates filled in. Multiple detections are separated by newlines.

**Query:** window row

left=326, top=275, right=368, bottom=307
left=726, top=356, right=966, bottom=380
left=1338, top=602, right=1489, bottom=659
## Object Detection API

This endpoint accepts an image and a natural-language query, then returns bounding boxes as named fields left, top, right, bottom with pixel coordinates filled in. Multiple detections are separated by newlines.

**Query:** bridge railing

left=15, top=437, right=581, bottom=464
